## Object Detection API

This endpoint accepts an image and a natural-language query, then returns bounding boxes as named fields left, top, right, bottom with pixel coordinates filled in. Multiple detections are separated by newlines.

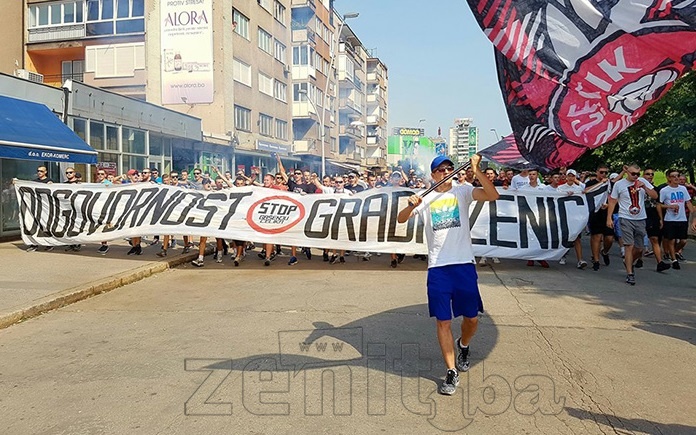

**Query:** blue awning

left=0, top=95, right=97, bottom=164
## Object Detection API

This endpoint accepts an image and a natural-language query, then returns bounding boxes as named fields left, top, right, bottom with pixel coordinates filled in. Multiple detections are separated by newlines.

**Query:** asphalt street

left=0, top=244, right=694, bottom=434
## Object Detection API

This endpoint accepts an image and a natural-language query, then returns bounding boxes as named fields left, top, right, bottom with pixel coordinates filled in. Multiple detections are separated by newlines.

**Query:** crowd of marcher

left=22, top=160, right=696, bottom=284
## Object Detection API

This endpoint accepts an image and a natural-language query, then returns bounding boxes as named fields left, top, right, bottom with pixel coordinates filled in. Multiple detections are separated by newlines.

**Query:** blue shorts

left=427, top=264, right=484, bottom=321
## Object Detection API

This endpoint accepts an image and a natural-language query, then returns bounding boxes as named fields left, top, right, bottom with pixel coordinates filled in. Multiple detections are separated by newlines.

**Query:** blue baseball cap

left=430, top=155, right=454, bottom=172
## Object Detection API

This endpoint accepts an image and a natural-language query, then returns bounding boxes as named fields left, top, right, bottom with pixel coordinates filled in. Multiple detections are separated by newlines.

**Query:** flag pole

left=411, top=161, right=472, bottom=204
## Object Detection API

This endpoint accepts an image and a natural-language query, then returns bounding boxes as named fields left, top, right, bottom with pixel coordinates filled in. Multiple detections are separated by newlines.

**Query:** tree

left=576, top=72, right=696, bottom=181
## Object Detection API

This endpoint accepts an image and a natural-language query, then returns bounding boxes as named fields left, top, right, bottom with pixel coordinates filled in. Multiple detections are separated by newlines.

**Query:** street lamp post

left=318, top=11, right=359, bottom=177
left=490, top=128, right=500, bottom=142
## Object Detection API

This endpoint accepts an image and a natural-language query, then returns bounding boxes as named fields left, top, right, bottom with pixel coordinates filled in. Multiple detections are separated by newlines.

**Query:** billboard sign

left=161, top=0, right=214, bottom=104
left=393, top=127, right=425, bottom=136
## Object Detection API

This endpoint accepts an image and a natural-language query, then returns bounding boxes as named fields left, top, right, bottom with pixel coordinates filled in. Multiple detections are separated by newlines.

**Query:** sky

left=336, top=0, right=512, bottom=148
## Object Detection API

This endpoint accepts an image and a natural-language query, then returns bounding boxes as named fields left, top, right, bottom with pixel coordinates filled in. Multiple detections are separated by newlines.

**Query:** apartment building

left=449, top=118, right=478, bottom=164
left=290, top=0, right=338, bottom=174
left=365, top=57, right=388, bottom=169
left=18, top=0, right=296, bottom=176
left=337, top=21, right=367, bottom=167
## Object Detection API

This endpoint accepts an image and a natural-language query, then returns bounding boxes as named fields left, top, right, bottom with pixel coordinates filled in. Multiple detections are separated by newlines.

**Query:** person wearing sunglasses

left=397, top=154, right=499, bottom=396
left=311, top=175, right=353, bottom=263
left=606, top=164, right=658, bottom=285
left=33, top=166, right=51, bottom=184
left=63, top=168, right=79, bottom=184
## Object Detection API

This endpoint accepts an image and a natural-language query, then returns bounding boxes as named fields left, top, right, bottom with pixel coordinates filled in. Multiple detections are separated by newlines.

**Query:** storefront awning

left=0, top=95, right=97, bottom=164
left=327, top=159, right=362, bottom=172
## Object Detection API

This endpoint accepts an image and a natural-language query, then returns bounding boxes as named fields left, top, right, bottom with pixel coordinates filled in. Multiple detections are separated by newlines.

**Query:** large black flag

left=467, top=0, right=696, bottom=171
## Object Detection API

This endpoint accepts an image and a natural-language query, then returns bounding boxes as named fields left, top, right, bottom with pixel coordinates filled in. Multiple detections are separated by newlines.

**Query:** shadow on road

left=565, top=407, right=696, bottom=435
left=482, top=238, right=696, bottom=346
left=201, top=304, right=499, bottom=383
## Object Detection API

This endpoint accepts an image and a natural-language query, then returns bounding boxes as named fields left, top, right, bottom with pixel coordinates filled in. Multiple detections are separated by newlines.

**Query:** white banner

left=161, top=0, right=214, bottom=104
left=14, top=182, right=609, bottom=260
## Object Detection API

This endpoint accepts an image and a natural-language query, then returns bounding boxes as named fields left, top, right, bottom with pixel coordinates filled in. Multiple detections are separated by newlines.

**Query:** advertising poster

left=161, top=0, right=214, bottom=104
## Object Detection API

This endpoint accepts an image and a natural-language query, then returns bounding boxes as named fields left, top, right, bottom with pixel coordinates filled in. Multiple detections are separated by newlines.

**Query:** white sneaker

left=492, top=257, right=501, bottom=264
left=479, top=257, right=488, bottom=265
left=577, top=260, right=587, bottom=269
left=559, top=256, right=567, bottom=265
left=216, top=253, right=223, bottom=263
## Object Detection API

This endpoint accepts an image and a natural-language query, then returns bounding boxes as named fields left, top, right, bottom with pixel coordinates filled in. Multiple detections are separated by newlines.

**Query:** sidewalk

left=0, top=239, right=201, bottom=329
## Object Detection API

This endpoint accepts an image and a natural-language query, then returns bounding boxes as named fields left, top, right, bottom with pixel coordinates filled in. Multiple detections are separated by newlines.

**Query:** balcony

left=292, top=65, right=316, bottom=80
left=28, top=23, right=86, bottom=43
left=339, top=124, right=364, bottom=139
left=292, top=25, right=316, bottom=44
left=364, top=157, right=386, bottom=167
left=293, top=139, right=319, bottom=154
left=293, top=101, right=319, bottom=117
left=338, top=97, right=361, bottom=113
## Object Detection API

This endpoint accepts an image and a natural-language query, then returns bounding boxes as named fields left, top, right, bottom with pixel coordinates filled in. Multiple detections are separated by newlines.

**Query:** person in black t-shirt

left=345, top=171, right=365, bottom=193
left=584, top=164, right=615, bottom=271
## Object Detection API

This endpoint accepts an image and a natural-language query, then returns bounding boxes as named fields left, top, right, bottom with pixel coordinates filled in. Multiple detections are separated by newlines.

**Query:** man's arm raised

left=471, top=154, right=500, bottom=202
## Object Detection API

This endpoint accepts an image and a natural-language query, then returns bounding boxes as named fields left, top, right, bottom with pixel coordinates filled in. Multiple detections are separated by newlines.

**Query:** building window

left=233, top=58, right=251, bottom=86
left=317, top=88, right=323, bottom=107
left=259, top=72, right=273, bottom=97
left=258, top=0, right=272, bottom=13
left=292, top=45, right=314, bottom=66
left=84, top=0, right=144, bottom=36
left=235, top=106, right=251, bottom=131
left=73, top=118, right=87, bottom=140
left=29, top=1, right=85, bottom=28
left=259, top=114, right=273, bottom=137
left=90, top=121, right=104, bottom=149
left=273, top=1, right=286, bottom=25
left=233, top=9, right=249, bottom=40
left=62, top=60, right=84, bottom=82
left=274, top=39, right=286, bottom=64
left=274, top=80, right=287, bottom=102
left=258, top=27, right=272, bottom=54
left=122, top=128, right=146, bottom=154
left=275, top=119, right=288, bottom=140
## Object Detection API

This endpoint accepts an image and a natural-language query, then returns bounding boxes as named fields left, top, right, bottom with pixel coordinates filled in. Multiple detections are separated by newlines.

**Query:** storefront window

left=106, top=125, right=119, bottom=151
left=122, top=128, right=145, bottom=154
left=1, top=160, right=58, bottom=235
left=149, top=135, right=163, bottom=156
left=122, top=155, right=146, bottom=173
left=73, top=118, right=87, bottom=141
left=90, top=121, right=104, bottom=149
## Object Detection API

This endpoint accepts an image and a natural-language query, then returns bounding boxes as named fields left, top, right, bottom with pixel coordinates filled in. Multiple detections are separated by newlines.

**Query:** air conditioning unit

left=284, top=64, right=291, bottom=74
left=15, top=69, right=44, bottom=84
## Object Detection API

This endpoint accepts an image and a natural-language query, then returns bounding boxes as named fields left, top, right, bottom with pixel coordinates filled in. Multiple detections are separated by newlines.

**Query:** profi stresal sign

left=14, top=182, right=606, bottom=260
left=161, top=0, right=213, bottom=104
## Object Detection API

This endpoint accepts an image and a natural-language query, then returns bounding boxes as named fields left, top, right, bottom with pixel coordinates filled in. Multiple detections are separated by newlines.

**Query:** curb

left=0, top=249, right=210, bottom=330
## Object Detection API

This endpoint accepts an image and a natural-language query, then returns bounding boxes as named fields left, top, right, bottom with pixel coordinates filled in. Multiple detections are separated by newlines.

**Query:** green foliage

left=575, top=72, right=696, bottom=181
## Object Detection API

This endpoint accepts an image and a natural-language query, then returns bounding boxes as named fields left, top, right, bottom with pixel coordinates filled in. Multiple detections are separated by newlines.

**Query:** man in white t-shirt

left=658, top=169, right=696, bottom=270
left=521, top=169, right=545, bottom=190
left=397, top=154, right=499, bottom=396
left=556, top=169, right=587, bottom=268
left=606, top=164, right=658, bottom=285
left=510, top=169, right=530, bottom=190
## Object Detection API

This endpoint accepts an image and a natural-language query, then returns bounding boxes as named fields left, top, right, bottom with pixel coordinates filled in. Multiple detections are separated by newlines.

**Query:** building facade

left=3, top=1, right=390, bottom=182
left=336, top=21, right=367, bottom=168
left=290, top=0, right=338, bottom=174
left=449, top=118, right=478, bottom=164
left=365, top=57, right=388, bottom=169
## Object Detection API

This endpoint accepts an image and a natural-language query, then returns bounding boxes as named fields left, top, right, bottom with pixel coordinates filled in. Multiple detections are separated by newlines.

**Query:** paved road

left=1, top=245, right=695, bottom=434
